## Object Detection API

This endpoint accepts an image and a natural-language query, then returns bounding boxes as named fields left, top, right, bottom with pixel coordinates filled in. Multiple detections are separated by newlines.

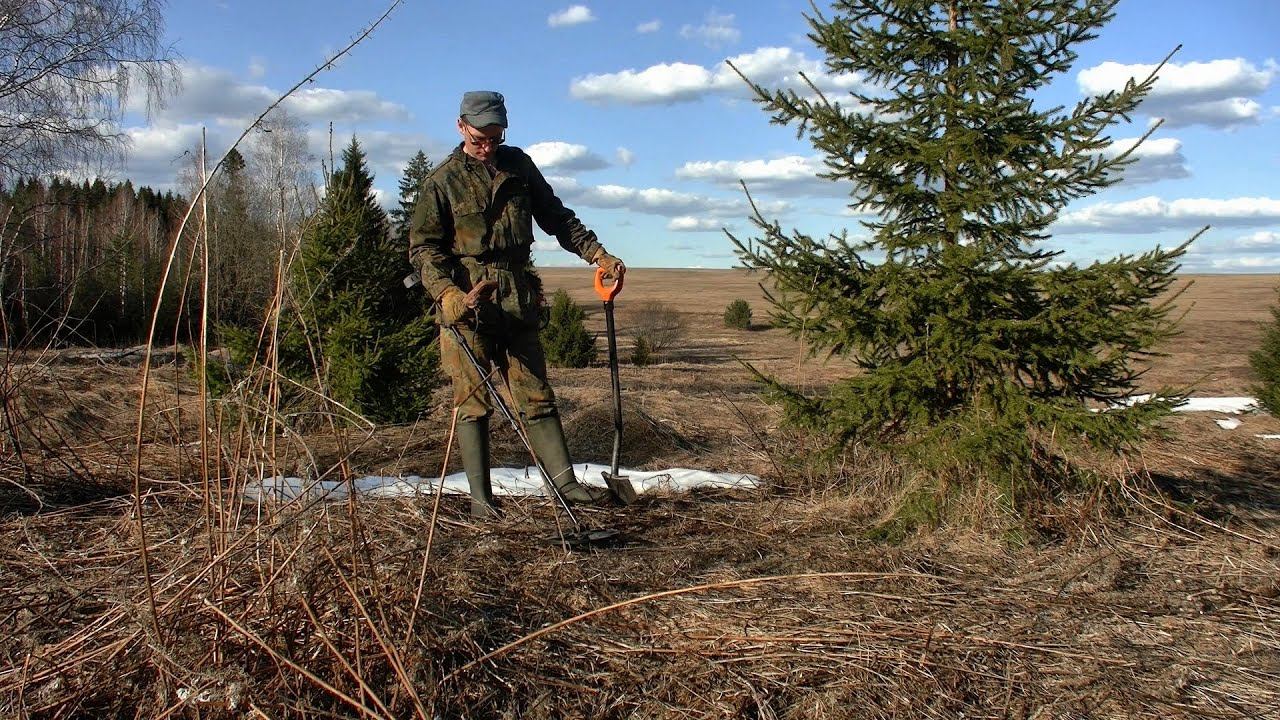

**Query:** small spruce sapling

left=730, top=0, right=1193, bottom=522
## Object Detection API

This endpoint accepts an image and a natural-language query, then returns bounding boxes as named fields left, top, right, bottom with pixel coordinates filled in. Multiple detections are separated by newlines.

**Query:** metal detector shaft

left=442, top=323, right=583, bottom=532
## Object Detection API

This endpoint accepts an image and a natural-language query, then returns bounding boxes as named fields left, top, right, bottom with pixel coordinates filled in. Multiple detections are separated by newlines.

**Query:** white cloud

left=128, top=62, right=410, bottom=125
left=615, top=147, right=635, bottom=167
left=636, top=20, right=661, bottom=34
left=127, top=123, right=204, bottom=161
left=1227, top=230, right=1280, bottom=249
left=676, top=154, right=849, bottom=197
left=579, top=184, right=708, bottom=214
left=121, top=123, right=208, bottom=188
left=1079, top=58, right=1274, bottom=104
left=112, top=62, right=434, bottom=212
left=550, top=176, right=787, bottom=219
left=570, top=46, right=870, bottom=106
left=285, top=87, right=411, bottom=124
left=680, top=10, right=740, bottom=49
left=668, top=216, right=727, bottom=232
left=525, top=141, right=608, bottom=172
left=1077, top=58, right=1277, bottom=129
left=124, top=63, right=265, bottom=119
left=1182, top=229, right=1280, bottom=273
left=572, top=62, right=715, bottom=105
left=117, top=119, right=322, bottom=193
left=1101, top=136, right=1190, bottom=185
left=116, top=61, right=434, bottom=200
left=1053, top=196, right=1280, bottom=234
left=548, top=5, right=595, bottom=28
left=1153, top=98, right=1262, bottom=128
left=1206, top=255, right=1280, bottom=270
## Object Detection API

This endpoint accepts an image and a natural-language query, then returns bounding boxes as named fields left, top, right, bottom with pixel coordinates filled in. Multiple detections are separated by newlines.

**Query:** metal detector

left=441, top=322, right=622, bottom=549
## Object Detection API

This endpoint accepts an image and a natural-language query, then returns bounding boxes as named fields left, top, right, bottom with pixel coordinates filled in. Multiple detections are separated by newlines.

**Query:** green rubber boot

left=457, top=418, right=499, bottom=518
left=525, top=415, right=615, bottom=505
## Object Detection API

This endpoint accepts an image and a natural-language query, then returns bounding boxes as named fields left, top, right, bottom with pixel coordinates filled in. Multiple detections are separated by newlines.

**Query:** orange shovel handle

left=594, top=266, right=623, bottom=302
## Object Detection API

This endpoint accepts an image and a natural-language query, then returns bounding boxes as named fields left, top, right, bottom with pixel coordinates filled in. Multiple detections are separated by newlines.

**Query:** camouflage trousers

left=440, top=317, right=558, bottom=423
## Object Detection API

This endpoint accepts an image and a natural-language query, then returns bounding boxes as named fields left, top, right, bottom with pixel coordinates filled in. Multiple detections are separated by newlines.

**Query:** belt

left=460, top=254, right=525, bottom=272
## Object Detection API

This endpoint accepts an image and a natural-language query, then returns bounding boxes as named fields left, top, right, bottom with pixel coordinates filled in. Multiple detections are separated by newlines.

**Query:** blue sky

left=117, top=0, right=1280, bottom=271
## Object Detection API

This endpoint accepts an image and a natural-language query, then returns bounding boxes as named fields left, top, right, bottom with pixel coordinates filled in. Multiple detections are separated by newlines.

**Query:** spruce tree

left=724, top=299, right=753, bottom=330
left=731, top=1, right=1190, bottom=519
left=207, top=147, right=273, bottom=328
left=1249, top=292, right=1280, bottom=415
left=541, top=289, right=597, bottom=368
left=268, top=137, right=439, bottom=424
left=390, top=150, right=434, bottom=247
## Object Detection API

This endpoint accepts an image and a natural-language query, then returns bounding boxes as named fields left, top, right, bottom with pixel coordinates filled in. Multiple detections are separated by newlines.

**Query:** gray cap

left=459, top=90, right=507, bottom=129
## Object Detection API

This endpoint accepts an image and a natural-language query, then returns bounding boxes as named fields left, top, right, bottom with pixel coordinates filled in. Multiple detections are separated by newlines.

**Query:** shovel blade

left=603, top=471, right=638, bottom=505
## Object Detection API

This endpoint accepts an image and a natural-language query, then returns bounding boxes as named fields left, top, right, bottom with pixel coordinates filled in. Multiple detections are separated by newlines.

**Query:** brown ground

left=0, top=272, right=1277, bottom=718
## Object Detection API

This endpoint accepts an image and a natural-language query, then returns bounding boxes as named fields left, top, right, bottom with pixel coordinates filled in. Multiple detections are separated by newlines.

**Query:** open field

left=540, top=269, right=1280, bottom=396
left=1, top=271, right=1278, bottom=718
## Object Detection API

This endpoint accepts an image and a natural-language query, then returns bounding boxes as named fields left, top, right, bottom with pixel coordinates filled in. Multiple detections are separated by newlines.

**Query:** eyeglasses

left=462, top=124, right=505, bottom=148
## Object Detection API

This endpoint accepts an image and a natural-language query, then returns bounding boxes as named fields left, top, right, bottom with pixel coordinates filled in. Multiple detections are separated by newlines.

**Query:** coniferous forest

left=0, top=177, right=192, bottom=346
left=0, top=127, right=438, bottom=352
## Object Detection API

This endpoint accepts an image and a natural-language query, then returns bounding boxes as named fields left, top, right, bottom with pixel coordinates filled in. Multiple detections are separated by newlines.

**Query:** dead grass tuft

left=563, top=401, right=704, bottom=467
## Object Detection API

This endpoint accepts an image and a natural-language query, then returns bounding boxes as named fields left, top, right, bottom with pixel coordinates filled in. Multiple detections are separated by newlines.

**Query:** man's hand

left=593, top=250, right=625, bottom=281
left=464, top=279, right=500, bottom=309
left=437, top=286, right=471, bottom=325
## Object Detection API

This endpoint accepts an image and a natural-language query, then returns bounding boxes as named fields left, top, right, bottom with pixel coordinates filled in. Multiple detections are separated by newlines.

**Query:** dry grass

left=1, top=271, right=1278, bottom=718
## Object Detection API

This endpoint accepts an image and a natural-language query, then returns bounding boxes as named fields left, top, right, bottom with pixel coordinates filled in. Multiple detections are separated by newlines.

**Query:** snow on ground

left=246, top=463, right=760, bottom=503
left=245, top=396, right=1268, bottom=501
left=1111, top=395, right=1259, bottom=414
left=1174, top=397, right=1259, bottom=414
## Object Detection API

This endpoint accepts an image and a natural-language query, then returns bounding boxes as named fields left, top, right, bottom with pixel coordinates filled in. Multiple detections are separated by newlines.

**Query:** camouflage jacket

left=408, top=144, right=602, bottom=318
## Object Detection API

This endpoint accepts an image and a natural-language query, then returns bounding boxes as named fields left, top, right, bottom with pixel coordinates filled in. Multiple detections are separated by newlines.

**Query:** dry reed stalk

left=322, top=547, right=428, bottom=719
left=120, top=2, right=411, bottom=706
left=298, top=592, right=396, bottom=717
left=406, top=406, right=460, bottom=646
left=202, top=599, right=389, bottom=718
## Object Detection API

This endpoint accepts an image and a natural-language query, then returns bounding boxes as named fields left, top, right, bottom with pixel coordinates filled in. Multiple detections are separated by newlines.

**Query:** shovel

left=595, top=267, right=638, bottom=505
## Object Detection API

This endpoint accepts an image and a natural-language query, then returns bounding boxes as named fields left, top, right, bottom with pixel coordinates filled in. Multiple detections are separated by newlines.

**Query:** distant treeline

left=0, top=133, right=428, bottom=349
left=0, top=177, right=196, bottom=346
left=0, top=142, right=299, bottom=347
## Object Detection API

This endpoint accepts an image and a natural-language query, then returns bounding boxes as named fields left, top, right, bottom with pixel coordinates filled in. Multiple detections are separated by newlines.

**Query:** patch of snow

left=246, top=463, right=760, bottom=503
left=1176, top=397, right=1258, bottom=414
left=1256, top=434, right=1280, bottom=440
left=1107, top=395, right=1259, bottom=414
left=1215, top=417, right=1242, bottom=430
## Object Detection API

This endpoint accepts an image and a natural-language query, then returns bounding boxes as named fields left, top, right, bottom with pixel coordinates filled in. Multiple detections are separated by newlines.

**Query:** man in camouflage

left=409, top=90, right=625, bottom=518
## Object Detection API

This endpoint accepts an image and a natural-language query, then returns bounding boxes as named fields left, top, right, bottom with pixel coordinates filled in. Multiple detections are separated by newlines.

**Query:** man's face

left=458, top=120, right=504, bottom=163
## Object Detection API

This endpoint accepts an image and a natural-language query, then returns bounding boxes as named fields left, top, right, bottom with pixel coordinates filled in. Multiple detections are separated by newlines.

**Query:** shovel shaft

left=595, top=267, right=637, bottom=505
left=604, top=300, right=623, bottom=475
